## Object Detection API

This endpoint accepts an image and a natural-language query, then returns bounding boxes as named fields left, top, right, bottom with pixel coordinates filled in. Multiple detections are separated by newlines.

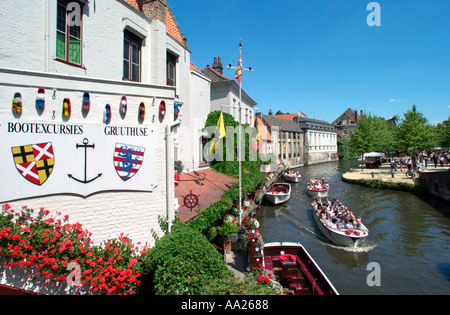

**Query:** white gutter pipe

left=44, top=0, right=50, bottom=72
left=165, top=119, right=181, bottom=232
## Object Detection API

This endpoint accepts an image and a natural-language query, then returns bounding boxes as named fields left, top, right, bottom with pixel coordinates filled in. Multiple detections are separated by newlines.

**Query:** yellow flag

left=210, top=113, right=226, bottom=154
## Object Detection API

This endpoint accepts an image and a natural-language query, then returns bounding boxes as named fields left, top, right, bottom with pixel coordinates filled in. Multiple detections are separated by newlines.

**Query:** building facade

left=258, top=114, right=304, bottom=169
left=298, top=117, right=339, bottom=165
left=201, top=57, right=257, bottom=126
left=332, top=108, right=359, bottom=139
left=0, top=0, right=209, bottom=245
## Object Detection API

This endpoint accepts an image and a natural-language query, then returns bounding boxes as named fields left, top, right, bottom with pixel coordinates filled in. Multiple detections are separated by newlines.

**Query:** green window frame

left=56, top=1, right=82, bottom=66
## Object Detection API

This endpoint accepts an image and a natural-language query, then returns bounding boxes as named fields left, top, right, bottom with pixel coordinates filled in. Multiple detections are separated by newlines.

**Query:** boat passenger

left=355, top=217, right=369, bottom=233
left=345, top=219, right=354, bottom=229
left=328, top=218, right=338, bottom=230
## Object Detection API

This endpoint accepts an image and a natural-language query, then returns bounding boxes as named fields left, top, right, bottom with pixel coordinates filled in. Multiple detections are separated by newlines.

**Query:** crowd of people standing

left=390, top=151, right=450, bottom=173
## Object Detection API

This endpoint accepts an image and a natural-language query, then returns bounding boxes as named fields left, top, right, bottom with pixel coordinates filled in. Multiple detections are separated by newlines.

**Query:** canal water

left=256, top=161, right=450, bottom=295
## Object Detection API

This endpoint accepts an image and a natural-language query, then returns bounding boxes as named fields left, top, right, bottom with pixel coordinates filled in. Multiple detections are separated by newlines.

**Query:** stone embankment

left=342, top=163, right=450, bottom=202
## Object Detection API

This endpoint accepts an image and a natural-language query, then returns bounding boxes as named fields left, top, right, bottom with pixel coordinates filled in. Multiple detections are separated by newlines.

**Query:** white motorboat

left=306, top=187, right=329, bottom=197
left=282, top=172, right=302, bottom=183
left=312, top=209, right=369, bottom=247
left=265, top=183, right=291, bottom=205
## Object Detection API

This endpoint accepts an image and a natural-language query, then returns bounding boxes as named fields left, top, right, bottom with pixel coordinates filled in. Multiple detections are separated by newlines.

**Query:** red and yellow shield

left=11, top=142, right=54, bottom=186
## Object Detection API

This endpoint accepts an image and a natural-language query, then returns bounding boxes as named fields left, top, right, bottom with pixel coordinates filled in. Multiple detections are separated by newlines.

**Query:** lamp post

left=249, top=225, right=262, bottom=271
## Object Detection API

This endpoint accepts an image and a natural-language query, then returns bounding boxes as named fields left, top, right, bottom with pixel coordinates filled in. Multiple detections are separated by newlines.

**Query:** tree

left=349, top=113, right=386, bottom=152
left=397, top=105, right=436, bottom=153
left=435, top=116, right=450, bottom=148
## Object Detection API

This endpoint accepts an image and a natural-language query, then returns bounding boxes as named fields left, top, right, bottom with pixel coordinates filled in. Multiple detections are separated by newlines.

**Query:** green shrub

left=200, top=275, right=280, bottom=295
left=137, top=222, right=233, bottom=295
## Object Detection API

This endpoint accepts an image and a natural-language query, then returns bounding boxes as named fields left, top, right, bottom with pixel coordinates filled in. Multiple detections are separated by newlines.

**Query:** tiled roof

left=298, top=117, right=336, bottom=131
left=122, top=0, right=186, bottom=47
left=190, top=62, right=202, bottom=74
left=260, top=115, right=303, bottom=133
left=166, top=6, right=185, bottom=46
left=255, top=117, right=272, bottom=141
left=273, top=114, right=298, bottom=121
left=201, top=66, right=230, bottom=83
left=124, top=0, right=140, bottom=10
left=332, top=108, right=358, bottom=125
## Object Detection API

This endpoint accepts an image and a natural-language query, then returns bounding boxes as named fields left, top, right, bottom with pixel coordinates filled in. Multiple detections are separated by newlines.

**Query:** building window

left=167, top=52, right=177, bottom=86
left=56, top=1, right=83, bottom=66
left=123, top=32, right=141, bottom=82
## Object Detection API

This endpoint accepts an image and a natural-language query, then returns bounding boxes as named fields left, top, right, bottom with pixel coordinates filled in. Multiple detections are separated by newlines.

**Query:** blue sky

left=169, top=0, right=450, bottom=125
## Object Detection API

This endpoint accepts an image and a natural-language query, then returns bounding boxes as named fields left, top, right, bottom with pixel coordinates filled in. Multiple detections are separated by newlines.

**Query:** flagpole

left=238, top=45, right=242, bottom=228
left=228, top=40, right=253, bottom=228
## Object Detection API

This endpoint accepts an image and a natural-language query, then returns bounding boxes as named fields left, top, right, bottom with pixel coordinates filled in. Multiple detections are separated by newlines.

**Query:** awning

left=364, top=152, right=385, bottom=158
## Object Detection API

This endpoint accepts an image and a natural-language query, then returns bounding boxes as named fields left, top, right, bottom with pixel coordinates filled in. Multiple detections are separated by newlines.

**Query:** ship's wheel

left=182, top=190, right=199, bottom=211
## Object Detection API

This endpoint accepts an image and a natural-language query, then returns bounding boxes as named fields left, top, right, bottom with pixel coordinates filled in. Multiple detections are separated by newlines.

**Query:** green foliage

left=188, top=165, right=266, bottom=238
left=397, top=105, right=436, bottom=152
left=337, top=139, right=357, bottom=160
left=200, top=275, right=280, bottom=295
left=435, top=116, right=450, bottom=148
left=349, top=113, right=395, bottom=155
left=174, top=160, right=184, bottom=172
left=203, top=111, right=268, bottom=168
left=137, top=221, right=233, bottom=295
left=217, top=220, right=239, bottom=237
left=348, top=105, right=439, bottom=156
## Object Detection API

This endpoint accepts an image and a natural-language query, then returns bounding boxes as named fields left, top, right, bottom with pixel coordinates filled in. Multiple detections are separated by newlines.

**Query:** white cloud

left=389, top=99, right=408, bottom=103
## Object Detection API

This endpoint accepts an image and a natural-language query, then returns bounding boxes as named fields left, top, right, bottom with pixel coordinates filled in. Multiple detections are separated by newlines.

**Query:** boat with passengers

left=311, top=197, right=369, bottom=247
left=282, top=170, right=302, bottom=183
left=306, top=177, right=329, bottom=197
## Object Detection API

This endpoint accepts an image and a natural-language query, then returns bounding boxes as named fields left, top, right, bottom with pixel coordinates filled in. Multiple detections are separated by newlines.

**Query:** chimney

left=269, top=109, right=273, bottom=116
left=355, top=109, right=358, bottom=123
left=212, top=57, right=223, bottom=75
left=142, top=0, right=167, bottom=24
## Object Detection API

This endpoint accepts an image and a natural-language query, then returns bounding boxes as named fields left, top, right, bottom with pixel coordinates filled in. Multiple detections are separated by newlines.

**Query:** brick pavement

left=175, top=168, right=238, bottom=222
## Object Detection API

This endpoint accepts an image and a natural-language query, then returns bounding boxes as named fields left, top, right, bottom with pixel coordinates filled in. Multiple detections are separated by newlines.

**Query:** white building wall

left=0, top=0, right=177, bottom=246
left=177, top=70, right=211, bottom=172
left=0, top=0, right=154, bottom=83
left=210, top=85, right=231, bottom=114
left=209, top=82, right=255, bottom=126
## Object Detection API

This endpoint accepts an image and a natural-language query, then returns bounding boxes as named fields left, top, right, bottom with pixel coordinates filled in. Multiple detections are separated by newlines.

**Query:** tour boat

left=312, top=208, right=369, bottom=247
left=307, top=187, right=329, bottom=198
left=263, top=242, right=339, bottom=295
left=265, top=183, right=291, bottom=205
left=282, top=172, right=302, bottom=183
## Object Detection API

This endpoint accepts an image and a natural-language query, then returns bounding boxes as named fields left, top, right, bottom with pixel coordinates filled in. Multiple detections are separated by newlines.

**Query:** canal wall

left=342, top=165, right=450, bottom=203
left=418, top=171, right=450, bottom=202
left=305, top=151, right=339, bottom=166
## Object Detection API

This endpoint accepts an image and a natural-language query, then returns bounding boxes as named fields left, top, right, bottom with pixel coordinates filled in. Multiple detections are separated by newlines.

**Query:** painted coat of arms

left=113, top=143, right=145, bottom=181
left=11, top=142, right=55, bottom=186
